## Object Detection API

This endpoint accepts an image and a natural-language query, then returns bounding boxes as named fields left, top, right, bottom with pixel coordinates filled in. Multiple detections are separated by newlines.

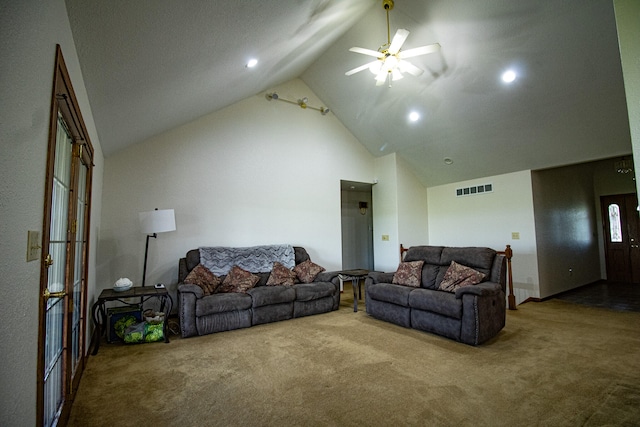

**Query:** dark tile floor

left=554, top=280, right=640, bottom=312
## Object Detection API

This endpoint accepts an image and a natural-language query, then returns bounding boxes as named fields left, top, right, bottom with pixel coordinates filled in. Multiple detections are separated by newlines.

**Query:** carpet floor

left=68, top=287, right=640, bottom=426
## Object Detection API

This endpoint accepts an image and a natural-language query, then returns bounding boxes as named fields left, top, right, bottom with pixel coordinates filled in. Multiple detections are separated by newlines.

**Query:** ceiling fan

left=345, top=0, right=440, bottom=87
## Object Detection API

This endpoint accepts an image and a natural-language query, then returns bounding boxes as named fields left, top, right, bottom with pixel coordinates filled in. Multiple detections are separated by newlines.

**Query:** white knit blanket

left=199, top=244, right=295, bottom=276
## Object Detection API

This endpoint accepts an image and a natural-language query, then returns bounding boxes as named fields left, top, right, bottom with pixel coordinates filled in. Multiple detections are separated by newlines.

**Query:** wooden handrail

left=400, top=243, right=516, bottom=310
left=497, top=245, right=515, bottom=310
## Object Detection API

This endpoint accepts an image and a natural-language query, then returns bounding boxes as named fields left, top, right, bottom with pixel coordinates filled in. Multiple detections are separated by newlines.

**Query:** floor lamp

left=139, top=208, right=176, bottom=287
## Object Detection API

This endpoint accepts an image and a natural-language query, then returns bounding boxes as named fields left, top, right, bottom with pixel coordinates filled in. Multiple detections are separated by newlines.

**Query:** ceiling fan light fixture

left=345, top=0, right=440, bottom=86
left=369, top=61, right=383, bottom=74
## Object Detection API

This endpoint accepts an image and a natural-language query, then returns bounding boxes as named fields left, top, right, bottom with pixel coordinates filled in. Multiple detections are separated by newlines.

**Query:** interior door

left=38, top=45, right=94, bottom=427
left=601, top=193, right=640, bottom=283
left=41, top=114, right=74, bottom=427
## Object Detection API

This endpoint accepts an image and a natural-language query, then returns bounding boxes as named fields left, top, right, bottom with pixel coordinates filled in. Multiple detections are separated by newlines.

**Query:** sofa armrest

left=178, top=283, right=204, bottom=299
left=316, top=271, right=339, bottom=283
left=367, top=271, right=395, bottom=284
left=454, top=281, right=502, bottom=298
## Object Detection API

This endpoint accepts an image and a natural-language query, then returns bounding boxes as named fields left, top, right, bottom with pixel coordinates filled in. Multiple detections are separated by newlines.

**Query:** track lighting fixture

left=266, top=92, right=331, bottom=116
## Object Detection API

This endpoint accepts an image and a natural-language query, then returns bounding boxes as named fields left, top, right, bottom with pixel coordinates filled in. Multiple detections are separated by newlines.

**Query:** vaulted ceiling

left=65, top=0, right=631, bottom=187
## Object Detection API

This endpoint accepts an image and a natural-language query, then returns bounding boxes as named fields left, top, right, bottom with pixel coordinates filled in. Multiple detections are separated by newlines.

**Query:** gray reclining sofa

left=178, top=245, right=340, bottom=338
left=365, top=246, right=507, bottom=345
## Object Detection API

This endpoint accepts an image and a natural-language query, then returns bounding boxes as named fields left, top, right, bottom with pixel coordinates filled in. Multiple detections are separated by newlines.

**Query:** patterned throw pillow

left=218, top=265, right=260, bottom=293
left=392, top=260, right=424, bottom=287
left=438, top=261, right=486, bottom=293
left=184, top=264, right=221, bottom=296
left=293, top=260, right=326, bottom=284
left=266, top=261, right=297, bottom=286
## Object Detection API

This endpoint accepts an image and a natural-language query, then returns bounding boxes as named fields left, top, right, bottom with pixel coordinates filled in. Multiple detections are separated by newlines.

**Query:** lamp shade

left=139, top=209, right=176, bottom=234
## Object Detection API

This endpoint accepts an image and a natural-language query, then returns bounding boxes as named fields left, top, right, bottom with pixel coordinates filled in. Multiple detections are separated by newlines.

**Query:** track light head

left=266, top=93, right=279, bottom=101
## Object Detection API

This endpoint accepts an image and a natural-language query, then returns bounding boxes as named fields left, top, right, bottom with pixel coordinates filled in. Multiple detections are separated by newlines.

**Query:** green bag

left=123, top=321, right=164, bottom=344
left=114, top=315, right=138, bottom=340
left=144, top=322, right=164, bottom=342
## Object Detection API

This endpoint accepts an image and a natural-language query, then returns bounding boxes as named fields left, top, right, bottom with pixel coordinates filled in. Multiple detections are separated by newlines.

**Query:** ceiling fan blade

left=398, top=43, right=441, bottom=59
left=398, top=60, right=424, bottom=77
left=345, top=60, right=380, bottom=76
left=349, top=47, right=384, bottom=58
left=388, top=29, right=410, bottom=55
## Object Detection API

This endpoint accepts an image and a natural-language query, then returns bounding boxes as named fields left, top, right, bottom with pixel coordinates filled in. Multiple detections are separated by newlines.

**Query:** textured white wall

left=372, top=154, right=401, bottom=271
left=427, top=171, right=539, bottom=303
left=532, top=163, right=602, bottom=298
left=397, top=156, right=429, bottom=249
left=0, top=1, right=103, bottom=424
left=99, top=79, right=377, bottom=296
left=614, top=0, right=640, bottom=197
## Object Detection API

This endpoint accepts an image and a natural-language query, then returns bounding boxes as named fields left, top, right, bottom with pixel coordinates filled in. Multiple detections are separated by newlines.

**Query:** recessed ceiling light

left=444, top=158, right=453, bottom=165
left=501, top=69, right=516, bottom=83
left=409, top=111, right=420, bottom=122
left=246, top=58, right=258, bottom=68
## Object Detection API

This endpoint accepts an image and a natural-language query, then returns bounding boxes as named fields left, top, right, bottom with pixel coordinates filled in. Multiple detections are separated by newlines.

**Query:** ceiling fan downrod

left=383, top=0, right=394, bottom=48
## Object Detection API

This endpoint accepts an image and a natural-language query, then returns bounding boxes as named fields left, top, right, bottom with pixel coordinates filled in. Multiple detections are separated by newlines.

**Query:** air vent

left=456, top=183, right=493, bottom=197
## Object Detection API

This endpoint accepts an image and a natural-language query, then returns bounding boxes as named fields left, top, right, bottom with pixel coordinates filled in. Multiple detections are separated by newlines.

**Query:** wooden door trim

left=37, top=44, right=94, bottom=427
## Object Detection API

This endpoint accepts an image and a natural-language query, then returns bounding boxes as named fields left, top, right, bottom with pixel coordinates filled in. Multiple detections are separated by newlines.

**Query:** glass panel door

left=43, top=114, right=73, bottom=427
left=38, top=44, right=94, bottom=427
left=71, top=152, right=89, bottom=383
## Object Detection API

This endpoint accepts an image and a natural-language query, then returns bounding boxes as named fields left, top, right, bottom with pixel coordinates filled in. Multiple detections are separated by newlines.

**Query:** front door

left=601, top=193, right=640, bottom=283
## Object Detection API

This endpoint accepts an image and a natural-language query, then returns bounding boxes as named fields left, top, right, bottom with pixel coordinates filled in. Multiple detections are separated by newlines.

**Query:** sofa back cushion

left=185, top=248, right=201, bottom=273
left=294, top=246, right=310, bottom=265
left=181, top=246, right=310, bottom=285
left=403, top=246, right=496, bottom=290
left=403, top=246, right=443, bottom=289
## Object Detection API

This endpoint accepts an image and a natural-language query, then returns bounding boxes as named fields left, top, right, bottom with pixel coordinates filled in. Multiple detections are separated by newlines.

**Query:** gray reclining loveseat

left=365, top=246, right=507, bottom=345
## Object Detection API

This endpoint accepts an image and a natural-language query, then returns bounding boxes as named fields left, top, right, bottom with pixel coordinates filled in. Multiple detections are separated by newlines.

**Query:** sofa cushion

left=409, top=288, right=463, bottom=319
left=439, top=261, right=486, bottom=293
left=185, top=249, right=201, bottom=273
left=195, top=292, right=252, bottom=316
left=392, top=260, right=424, bottom=287
left=367, top=282, right=413, bottom=307
left=293, top=260, right=326, bottom=283
left=183, top=264, right=221, bottom=295
left=218, top=265, right=260, bottom=293
left=248, top=285, right=296, bottom=308
left=404, top=246, right=444, bottom=264
left=440, top=247, right=495, bottom=277
left=294, top=282, right=334, bottom=302
left=266, top=261, right=297, bottom=286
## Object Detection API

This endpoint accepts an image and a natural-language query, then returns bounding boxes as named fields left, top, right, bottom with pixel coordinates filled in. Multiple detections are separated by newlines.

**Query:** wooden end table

left=338, top=269, right=369, bottom=312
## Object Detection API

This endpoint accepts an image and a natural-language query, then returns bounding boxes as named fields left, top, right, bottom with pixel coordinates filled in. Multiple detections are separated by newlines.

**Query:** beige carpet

left=68, top=286, right=640, bottom=426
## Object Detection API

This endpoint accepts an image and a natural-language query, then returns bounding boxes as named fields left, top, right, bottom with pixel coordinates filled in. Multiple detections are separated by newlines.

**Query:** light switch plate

left=27, top=230, right=40, bottom=262
left=382, top=234, right=390, bottom=241
left=511, top=232, right=520, bottom=240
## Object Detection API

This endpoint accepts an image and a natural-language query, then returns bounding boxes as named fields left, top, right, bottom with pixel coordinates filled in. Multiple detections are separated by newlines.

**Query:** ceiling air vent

left=456, top=183, right=493, bottom=197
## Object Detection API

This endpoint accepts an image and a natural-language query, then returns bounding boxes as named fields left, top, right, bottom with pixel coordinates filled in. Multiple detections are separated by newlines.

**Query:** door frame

left=600, top=192, right=640, bottom=283
left=37, top=45, right=94, bottom=427
left=340, top=180, right=374, bottom=270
